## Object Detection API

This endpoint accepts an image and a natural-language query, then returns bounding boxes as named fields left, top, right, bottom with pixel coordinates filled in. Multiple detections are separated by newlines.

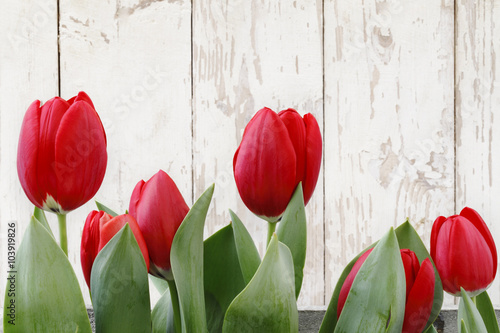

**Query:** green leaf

left=334, top=228, right=406, bottom=333
left=458, top=288, right=488, bottom=333
left=423, top=324, right=439, bottom=333
left=476, top=291, right=500, bottom=333
left=204, top=224, right=247, bottom=333
left=223, top=234, right=298, bottom=332
left=150, top=275, right=169, bottom=294
left=151, top=289, right=175, bottom=333
left=276, top=183, right=307, bottom=299
left=95, top=200, right=119, bottom=217
left=395, top=220, right=443, bottom=329
left=91, top=224, right=151, bottom=333
left=3, top=216, right=91, bottom=333
left=171, top=184, right=215, bottom=333
left=229, top=209, right=261, bottom=284
left=33, top=207, right=54, bottom=238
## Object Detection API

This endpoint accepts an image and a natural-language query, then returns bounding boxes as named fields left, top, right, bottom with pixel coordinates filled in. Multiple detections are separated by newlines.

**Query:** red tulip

left=233, top=107, right=322, bottom=222
left=80, top=211, right=149, bottom=288
left=337, top=249, right=435, bottom=333
left=431, top=207, right=497, bottom=296
left=17, top=91, right=107, bottom=214
left=129, top=170, right=189, bottom=280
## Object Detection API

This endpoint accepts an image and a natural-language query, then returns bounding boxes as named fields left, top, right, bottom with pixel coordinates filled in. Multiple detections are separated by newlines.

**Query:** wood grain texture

left=323, top=0, right=455, bottom=303
left=0, top=0, right=59, bottom=307
left=58, top=0, right=192, bottom=305
left=192, top=0, right=325, bottom=307
left=455, top=0, right=500, bottom=308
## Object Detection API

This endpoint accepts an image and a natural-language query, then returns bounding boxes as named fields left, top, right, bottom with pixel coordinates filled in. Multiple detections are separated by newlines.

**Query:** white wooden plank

left=324, top=0, right=455, bottom=304
left=192, top=0, right=324, bottom=307
left=58, top=0, right=192, bottom=306
left=456, top=0, right=500, bottom=308
left=0, top=0, right=59, bottom=313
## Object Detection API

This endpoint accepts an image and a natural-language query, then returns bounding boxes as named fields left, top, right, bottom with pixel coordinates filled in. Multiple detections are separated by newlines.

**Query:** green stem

left=167, top=279, right=182, bottom=333
left=472, top=295, right=477, bottom=305
left=57, top=213, right=68, bottom=256
left=267, top=222, right=277, bottom=246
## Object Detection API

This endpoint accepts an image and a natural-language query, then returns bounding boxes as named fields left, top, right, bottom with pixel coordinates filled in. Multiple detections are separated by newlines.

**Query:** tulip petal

left=459, top=207, right=497, bottom=277
left=430, top=215, right=447, bottom=260
left=234, top=108, right=296, bottom=220
left=80, top=210, right=105, bottom=288
left=402, top=258, right=435, bottom=333
left=54, top=100, right=107, bottom=211
left=17, top=100, right=43, bottom=208
left=278, top=109, right=306, bottom=184
left=302, top=113, right=322, bottom=205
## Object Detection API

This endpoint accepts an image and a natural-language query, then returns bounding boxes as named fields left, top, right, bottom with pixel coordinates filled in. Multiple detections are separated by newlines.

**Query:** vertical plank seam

left=453, top=0, right=457, bottom=214
left=321, top=0, right=326, bottom=307
left=191, top=0, right=194, bottom=205
left=57, top=0, right=61, bottom=97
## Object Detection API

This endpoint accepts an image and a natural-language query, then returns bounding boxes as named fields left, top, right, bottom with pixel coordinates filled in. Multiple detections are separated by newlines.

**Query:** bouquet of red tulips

left=3, top=92, right=498, bottom=333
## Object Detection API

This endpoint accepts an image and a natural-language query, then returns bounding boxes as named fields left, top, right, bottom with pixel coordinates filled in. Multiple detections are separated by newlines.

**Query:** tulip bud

left=129, top=170, right=189, bottom=280
left=17, top=92, right=107, bottom=214
left=337, top=249, right=435, bottom=333
left=431, top=207, right=497, bottom=296
left=233, top=107, right=322, bottom=222
left=80, top=211, right=149, bottom=288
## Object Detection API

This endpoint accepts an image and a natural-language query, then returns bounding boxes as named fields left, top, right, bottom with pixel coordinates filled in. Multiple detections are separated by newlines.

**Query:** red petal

left=54, top=100, right=107, bottom=211
left=430, top=215, right=447, bottom=260
left=278, top=109, right=306, bottom=184
left=302, top=113, right=322, bottom=205
left=17, top=100, right=44, bottom=208
left=80, top=210, right=105, bottom=288
left=234, top=108, right=296, bottom=220
left=400, top=249, right=420, bottom=296
left=402, top=258, right=435, bottom=333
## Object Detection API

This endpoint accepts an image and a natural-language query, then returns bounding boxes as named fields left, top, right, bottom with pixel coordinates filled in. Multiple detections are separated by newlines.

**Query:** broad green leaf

left=150, top=275, right=169, bottom=294
left=276, top=183, right=307, bottom=299
left=458, top=288, right=487, bottom=333
left=171, top=184, right=215, bottom=333
left=334, top=228, right=406, bottom=333
left=151, top=289, right=175, bottom=333
left=204, top=224, right=247, bottom=333
left=33, top=207, right=54, bottom=238
left=3, top=216, right=91, bottom=333
left=95, top=200, right=119, bottom=217
left=476, top=291, right=500, bottom=333
left=91, top=224, right=151, bottom=333
left=229, top=209, right=261, bottom=284
left=223, top=234, right=298, bottom=333
left=395, top=220, right=443, bottom=329
left=423, top=325, right=439, bottom=333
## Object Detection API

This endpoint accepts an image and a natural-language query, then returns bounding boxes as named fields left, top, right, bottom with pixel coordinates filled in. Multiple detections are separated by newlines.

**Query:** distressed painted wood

left=192, top=0, right=324, bottom=307
left=58, top=0, right=192, bottom=305
left=455, top=0, right=500, bottom=308
left=0, top=0, right=59, bottom=307
left=323, top=0, right=455, bottom=305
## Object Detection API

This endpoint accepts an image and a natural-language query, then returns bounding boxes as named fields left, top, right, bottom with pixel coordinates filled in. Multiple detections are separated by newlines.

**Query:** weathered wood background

left=0, top=0, right=499, bottom=310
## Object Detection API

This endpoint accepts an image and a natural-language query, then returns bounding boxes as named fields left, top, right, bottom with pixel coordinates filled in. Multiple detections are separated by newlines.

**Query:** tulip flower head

left=17, top=92, right=107, bottom=214
left=129, top=170, right=189, bottom=280
left=80, top=211, right=149, bottom=288
left=233, top=107, right=322, bottom=222
left=337, top=249, right=435, bottom=333
left=431, top=207, right=497, bottom=296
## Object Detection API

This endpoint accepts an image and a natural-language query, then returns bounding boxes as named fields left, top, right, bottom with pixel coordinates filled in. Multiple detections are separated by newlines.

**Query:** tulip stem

left=57, top=214, right=68, bottom=256
left=167, top=279, right=182, bottom=333
left=472, top=295, right=477, bottom=305
left=267, top=222, right=277, bottom=246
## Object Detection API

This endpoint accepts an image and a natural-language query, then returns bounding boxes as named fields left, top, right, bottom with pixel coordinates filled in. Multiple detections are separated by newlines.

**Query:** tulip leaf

left=222, top=234, right=298, bottom=333
left=334, top=228, right=406, bottom=333
left=152, top=289, right=175, bottom=333
left=458, top=288, right=488, bottom=333
left=229, top=209, right=261, bottom=284
left=150, top=275, right=169, bottom=294
left=395, top=220, right=443, bottom=329
left=33, top=207, right=54, bottom=238
left=3, top=216, right=91, bottom=333
left=91, top=224, right=151, bottom=333
left=423, top=325, right=439, bottom=333
left=475, top=291, right=500, bottom=333
left=204, top=224, right=247, bottom=333
left=95, top=200, right=119, bottom=217
left=276, top=183, right=307, bottom=299
left=171, top=184, right=215, bottom=333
